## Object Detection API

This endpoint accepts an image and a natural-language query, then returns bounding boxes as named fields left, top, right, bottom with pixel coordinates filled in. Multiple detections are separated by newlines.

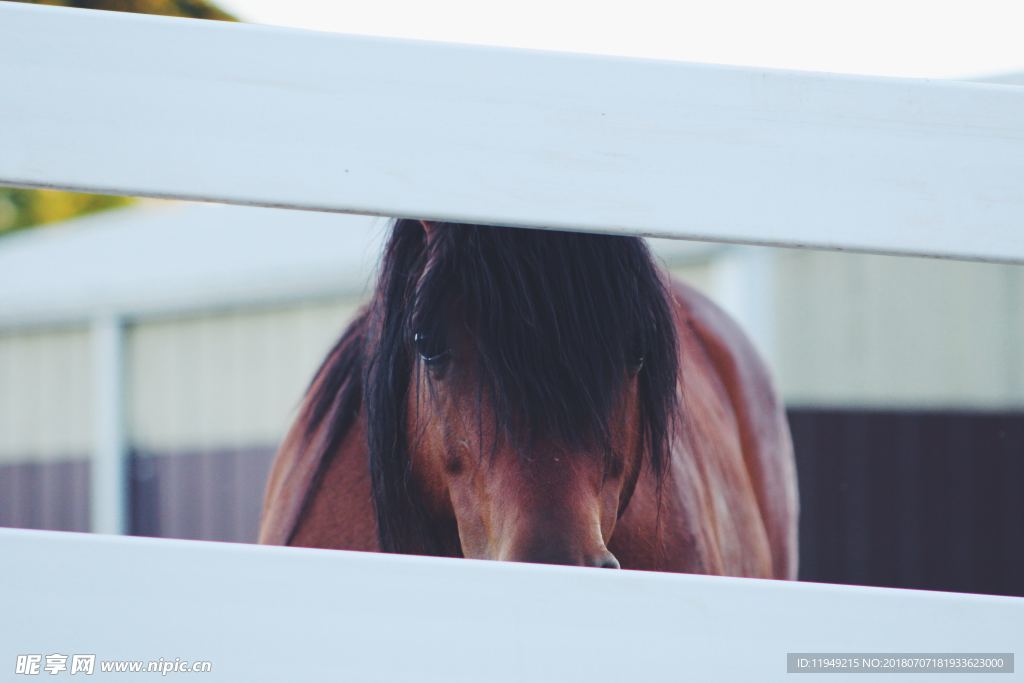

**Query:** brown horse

left=260, top=219, right=798, bottom=577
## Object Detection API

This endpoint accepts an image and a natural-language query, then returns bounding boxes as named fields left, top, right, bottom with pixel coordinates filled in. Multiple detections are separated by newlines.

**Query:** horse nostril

left=502, top=543, right=622, bottom=569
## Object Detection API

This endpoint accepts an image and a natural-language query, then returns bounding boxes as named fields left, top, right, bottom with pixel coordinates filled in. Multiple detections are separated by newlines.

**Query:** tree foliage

left=26, top=0, right=235, bottom=21
left=0, top=0, right=237, bottom=236
left=0, top=190, right=132, bottom=234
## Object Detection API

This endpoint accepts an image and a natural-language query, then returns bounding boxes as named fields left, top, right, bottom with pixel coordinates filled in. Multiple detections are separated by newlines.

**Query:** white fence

left=2, top=3, right=1023, bottom=262
left=1, top=3, right=1023, bottom=681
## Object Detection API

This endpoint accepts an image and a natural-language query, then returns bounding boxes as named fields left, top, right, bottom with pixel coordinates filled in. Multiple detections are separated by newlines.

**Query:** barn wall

left=130, top=447, right=275, bottom=543
left=790, top=407, right=1024, bottom=598
left=0, top=326, right=92, bottom=531
left=773, top=250, right=1024, bottom=408
left=667, top=261, right=716, bottom=296
left=125, top=297, right=361, bottom=542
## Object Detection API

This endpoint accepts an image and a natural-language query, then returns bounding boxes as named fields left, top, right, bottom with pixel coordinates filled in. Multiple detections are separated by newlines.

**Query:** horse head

left=362, top=219, right=679, bottom=567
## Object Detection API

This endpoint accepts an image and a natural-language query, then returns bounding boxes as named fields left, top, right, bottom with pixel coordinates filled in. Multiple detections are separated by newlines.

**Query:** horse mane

left=294, top=219, right=680, bottom=555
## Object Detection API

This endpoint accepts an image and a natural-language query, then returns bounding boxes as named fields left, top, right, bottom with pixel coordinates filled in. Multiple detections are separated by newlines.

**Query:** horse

left=259, top=219, right=798, bottom=577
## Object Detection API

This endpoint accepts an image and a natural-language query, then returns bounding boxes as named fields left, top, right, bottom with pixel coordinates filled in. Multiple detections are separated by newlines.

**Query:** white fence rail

left=1, top=2, right=1023, bottom=262
left=4, top=529, right=1022, bottom=682
left=1, top=3, right=1023, bottom=681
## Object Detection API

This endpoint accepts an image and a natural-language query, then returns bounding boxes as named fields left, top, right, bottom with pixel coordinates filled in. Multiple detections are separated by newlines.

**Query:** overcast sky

left=216, top=0, right=1023, bottom=80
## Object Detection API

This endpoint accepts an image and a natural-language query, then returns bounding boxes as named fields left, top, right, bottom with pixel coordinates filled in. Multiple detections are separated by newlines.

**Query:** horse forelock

left=413, top=221, right=678, bottom=454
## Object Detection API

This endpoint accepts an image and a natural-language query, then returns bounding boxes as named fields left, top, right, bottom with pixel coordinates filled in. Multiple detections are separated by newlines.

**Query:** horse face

left=407, top=330, right=641, bottom=569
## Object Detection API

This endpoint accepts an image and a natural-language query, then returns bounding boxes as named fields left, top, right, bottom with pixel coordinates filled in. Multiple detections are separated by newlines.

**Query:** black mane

left=299, top=219, right=679, bottom=554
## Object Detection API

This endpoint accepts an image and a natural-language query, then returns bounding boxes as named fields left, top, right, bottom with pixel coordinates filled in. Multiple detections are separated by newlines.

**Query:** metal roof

left=0, top=201, right=719, bottom=328
left=0, top=201, right=391, bottom=327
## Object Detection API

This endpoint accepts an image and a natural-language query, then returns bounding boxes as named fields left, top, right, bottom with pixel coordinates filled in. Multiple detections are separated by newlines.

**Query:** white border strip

left=2, top=529, right=1022, bottom=682
left=2, top=3, right=1023, bottom=262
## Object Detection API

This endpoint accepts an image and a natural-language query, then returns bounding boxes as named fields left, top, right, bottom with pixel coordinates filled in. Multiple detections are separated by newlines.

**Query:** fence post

left=91, top=315, right=127, bottom=535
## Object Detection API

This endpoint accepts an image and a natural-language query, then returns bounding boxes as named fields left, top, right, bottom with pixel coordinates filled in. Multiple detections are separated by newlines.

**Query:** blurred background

left=2, top=0, right=1022, bottom=598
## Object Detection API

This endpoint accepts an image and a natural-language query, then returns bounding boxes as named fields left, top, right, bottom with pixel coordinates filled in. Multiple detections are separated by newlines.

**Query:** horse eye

left=413, top=332, right=450, bottom=366
left=630, top=356, right=645, bottom=375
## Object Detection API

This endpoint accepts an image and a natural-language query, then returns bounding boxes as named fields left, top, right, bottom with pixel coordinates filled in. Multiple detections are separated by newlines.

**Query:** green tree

left=0, top=0, right=237, bottom=236
left=27, top=0, right=235, bottom=21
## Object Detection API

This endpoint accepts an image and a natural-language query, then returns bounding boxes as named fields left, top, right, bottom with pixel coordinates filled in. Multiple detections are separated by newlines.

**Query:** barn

left=2, top=194, right=1021, bottom=597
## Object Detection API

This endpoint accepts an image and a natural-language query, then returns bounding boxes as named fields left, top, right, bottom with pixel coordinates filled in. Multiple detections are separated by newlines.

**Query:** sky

left=216, top=0, right=1024, bottom=80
